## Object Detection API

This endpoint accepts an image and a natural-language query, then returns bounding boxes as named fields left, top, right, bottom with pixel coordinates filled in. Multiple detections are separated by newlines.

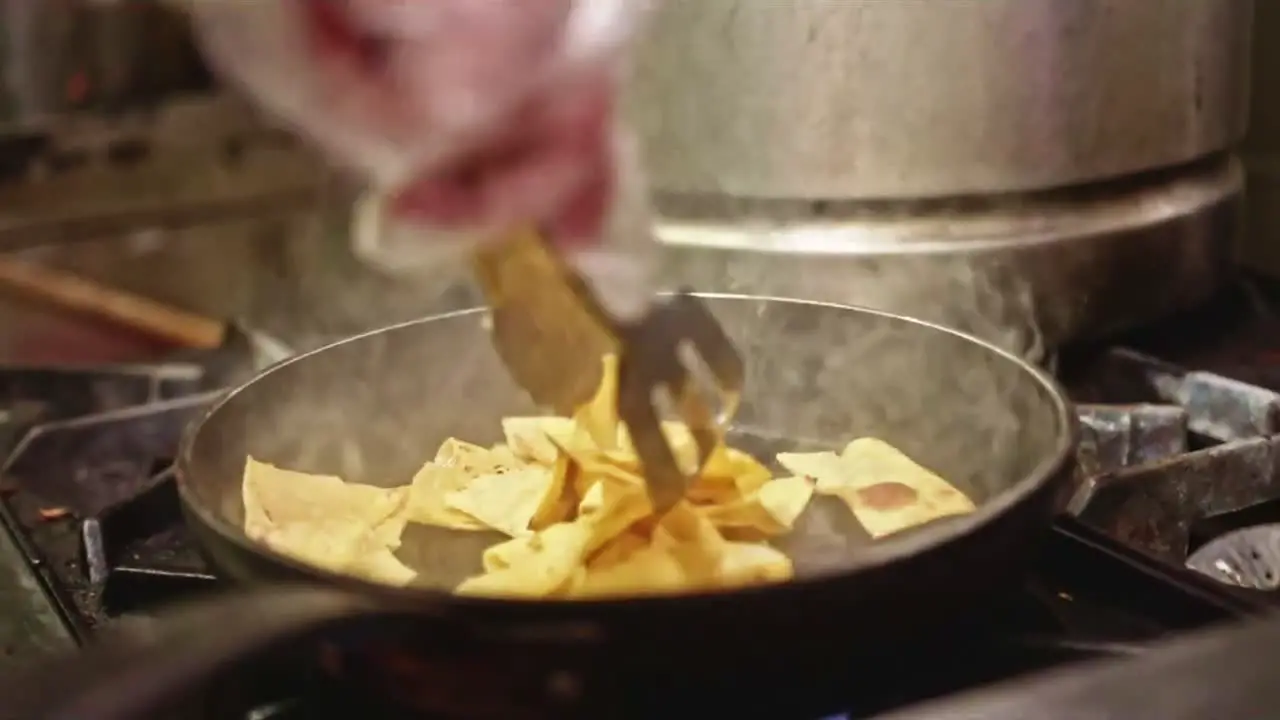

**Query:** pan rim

left=176, top=292, right=1076, bottom=611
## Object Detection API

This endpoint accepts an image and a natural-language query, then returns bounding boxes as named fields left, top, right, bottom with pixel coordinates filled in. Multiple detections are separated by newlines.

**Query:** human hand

left=191, top=0, right=651, bottom=247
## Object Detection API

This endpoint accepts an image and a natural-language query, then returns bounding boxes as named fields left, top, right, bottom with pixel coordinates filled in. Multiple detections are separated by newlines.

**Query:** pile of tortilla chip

left=241, top=355, right=976, bottom=599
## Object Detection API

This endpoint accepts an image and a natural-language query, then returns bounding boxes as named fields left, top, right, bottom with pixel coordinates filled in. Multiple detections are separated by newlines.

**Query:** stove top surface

left=4, top=282, right=1280, bottom=718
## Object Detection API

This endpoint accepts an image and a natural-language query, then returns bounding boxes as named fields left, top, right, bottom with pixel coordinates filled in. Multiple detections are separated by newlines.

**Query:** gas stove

left=3, top=285, right=1280, bottom=718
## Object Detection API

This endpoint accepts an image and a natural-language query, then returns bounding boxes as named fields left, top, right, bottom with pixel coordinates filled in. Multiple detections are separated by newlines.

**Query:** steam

left=648, top=183, right=1058, bottom=362
left=247, top=169, right=1050, bottom=377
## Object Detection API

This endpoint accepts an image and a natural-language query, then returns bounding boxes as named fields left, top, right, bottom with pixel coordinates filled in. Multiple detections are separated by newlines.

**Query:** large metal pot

left=631, top=0, right=1251, bottom=198
left=627, top=0, right=1254, bottom=352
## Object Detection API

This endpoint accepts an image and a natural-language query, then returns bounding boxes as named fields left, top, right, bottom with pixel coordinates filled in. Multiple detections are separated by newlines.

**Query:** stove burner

left=1186, top=524, right=1280, bottom=590
left=6, top=282, right=1280, bottom=717
left=0, top=355, right=241, bottom=636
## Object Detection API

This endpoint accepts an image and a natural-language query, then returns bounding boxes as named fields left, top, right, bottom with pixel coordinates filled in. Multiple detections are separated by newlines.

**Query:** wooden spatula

left=472, top=229, right=743, bottom=513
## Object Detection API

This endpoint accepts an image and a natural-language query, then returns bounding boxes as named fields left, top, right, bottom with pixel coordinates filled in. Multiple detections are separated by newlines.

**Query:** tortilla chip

left=455, top=480, right=652, bottom=598
left=586, top=531, right=650, bottom=570
left=529, top=453, right=576, bottom=530
left=258, top=520, right=369, bottom=571
left=782, top=438, right=976, bottom=539
left=573, top=355, right=623, bottom=450
left=257, top=519, right=416, bottom=587
left=717, top=542, right=793, bottom=585
left=456, top=520, right=595, bottom=597
left=444, top=464, right=561, bottom=538
left=572, top=545, right=687, bottom=598
left=712, top=448, right=773, bottom=495
left=567, top=451, right=646, bottom=499
left=776, top=450, right=846, bottom=484
left=434, top=438, right=521, bottom=474
left=349, top=547, right=418, bottom=587
left=700, top=476, right=815, bottom=538
left=501, top=417, right=578, bottom=465
left=571, top=515, right=791, bottom=597
left=652, top=503, right=727, bottom=588
left=404, top=462, right=490, bottom=531
left=580, top=480, right=652, bottom=542
left=370, top=487, right=412, bottom=548
left=616, top=421, right=700, bottom=476
left=243, top=457, right=406, bottom=539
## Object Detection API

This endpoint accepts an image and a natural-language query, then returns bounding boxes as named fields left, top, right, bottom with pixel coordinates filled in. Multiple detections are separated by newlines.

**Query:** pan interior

left=181, top=295, right=1071, bottom=590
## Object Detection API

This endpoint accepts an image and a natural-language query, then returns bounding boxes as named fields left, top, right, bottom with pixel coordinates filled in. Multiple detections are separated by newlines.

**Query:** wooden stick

left=0, top=256, right=227, bottom=349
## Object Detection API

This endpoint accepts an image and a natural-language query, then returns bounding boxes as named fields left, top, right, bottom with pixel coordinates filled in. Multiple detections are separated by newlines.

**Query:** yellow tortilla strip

left=257, top=520, right=368, bottom=571
left=457, top=521, right=595, bottom=597
left=242, top=457, right=407, bottom=540
left=257, top=520, right=417, bottom=587
left=501, top=417, right=578, bottom=465
left=456, top=480, right=652, bottom=598
left=444, top=465, right=560, bottom=538
left=567, top=452, right=646, bottom=499
left=781, top=439, right=976, bottom=539
left=615, top=422, right=772, bottom=503
left=529, top=453, right=575, bottom=530
left=717, top=542, right=793, bottom=586
left=586, top=531, right=650, bottom=570
left=433, top=438, right=521, bottom=474
left=572, top=545, right=687, bottom=598
left=616, top=421, right=700, bottom=476
left=573, top=354, right=624, bottom=450
left=706, top=447, right=773, bottom=495
left=242, top=473, right=273, bottom=539
left=652, top=503, right=727, bottom=588
left=699, top=475, right=815, bottom=538
left=369, top=487, right=412, bottom=548
left=550, top=356, right=768, bottom=501
left=576, top=503, right=792, bottom=597
left=349, top=547, right=418, bottom=587
left=775, top=450, right=845, bottom=484
left=404, top=462, right=490, bottom=531
left=576, top=480, right=654, bottom=555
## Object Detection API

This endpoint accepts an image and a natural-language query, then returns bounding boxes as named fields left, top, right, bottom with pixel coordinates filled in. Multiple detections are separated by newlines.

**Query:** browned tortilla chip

left=781, top=438, right=976, bottom=539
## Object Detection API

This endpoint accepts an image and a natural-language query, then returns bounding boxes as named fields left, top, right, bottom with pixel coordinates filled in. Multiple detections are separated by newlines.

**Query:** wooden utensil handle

left=0, top=256, right=227, bottom=349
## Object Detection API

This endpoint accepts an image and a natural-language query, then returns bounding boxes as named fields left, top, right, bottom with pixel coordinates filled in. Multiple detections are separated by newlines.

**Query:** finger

left=544, top=144, right=614, bottom=249
left=476, top=76, right=614, bottom=223
left=388, top=74, right=615, bottom=232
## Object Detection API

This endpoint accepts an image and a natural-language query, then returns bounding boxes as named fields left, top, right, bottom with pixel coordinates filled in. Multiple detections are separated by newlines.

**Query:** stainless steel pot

left=630, top=0, right=1251, bottom=199
left=626, top=0, right=1254, bottom=352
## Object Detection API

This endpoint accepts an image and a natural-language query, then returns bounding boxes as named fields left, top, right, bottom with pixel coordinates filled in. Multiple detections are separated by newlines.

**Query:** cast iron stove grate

left=3, top=284, right=1280, bottom=717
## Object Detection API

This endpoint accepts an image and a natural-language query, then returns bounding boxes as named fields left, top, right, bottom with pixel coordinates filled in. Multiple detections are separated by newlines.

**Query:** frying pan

left=2, top=294, right=1075, bottom=719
